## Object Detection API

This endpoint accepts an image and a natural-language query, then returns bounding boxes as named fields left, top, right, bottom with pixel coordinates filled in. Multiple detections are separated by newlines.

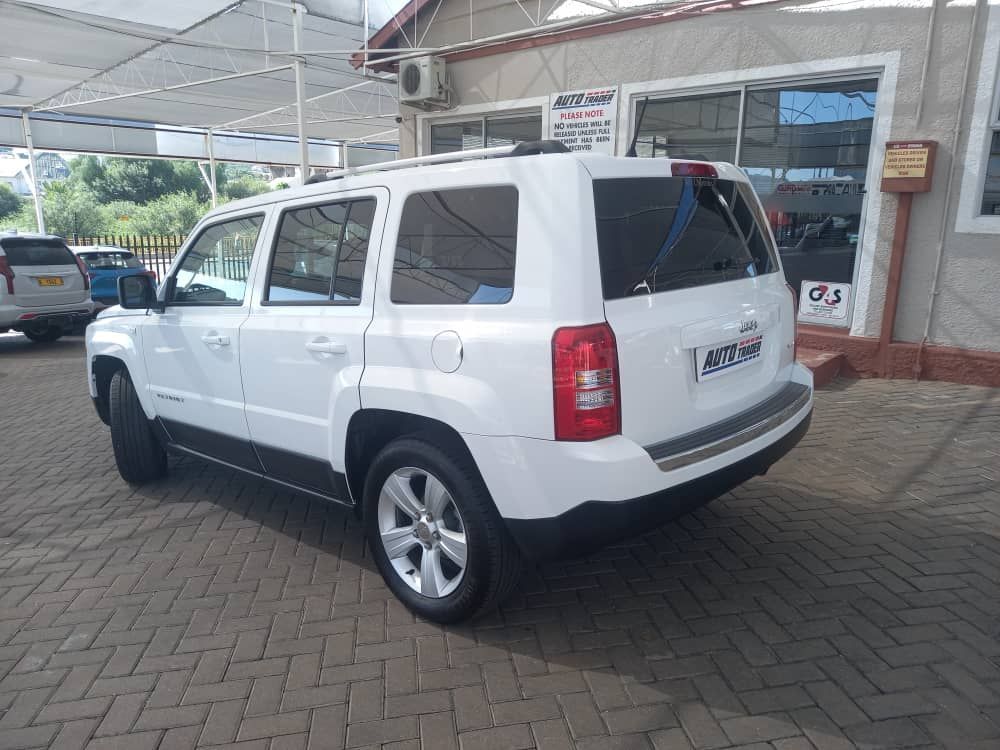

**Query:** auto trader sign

left=548, top=87, right=618, bottom=154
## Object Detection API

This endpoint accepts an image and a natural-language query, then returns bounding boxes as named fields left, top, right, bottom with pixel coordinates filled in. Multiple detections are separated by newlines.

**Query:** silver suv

left=0, top=233, right=94, bottom=342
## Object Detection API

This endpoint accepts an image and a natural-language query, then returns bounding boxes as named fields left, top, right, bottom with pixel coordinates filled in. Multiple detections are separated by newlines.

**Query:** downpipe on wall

left=913, top=0, right=984, bottom=379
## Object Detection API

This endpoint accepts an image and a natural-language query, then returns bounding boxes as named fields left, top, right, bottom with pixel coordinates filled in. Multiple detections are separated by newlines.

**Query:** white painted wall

left=398, top=0, right=999, bottom=352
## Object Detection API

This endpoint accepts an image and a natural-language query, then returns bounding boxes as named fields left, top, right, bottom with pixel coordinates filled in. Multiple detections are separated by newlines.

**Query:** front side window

left=266, top=198, right=376, bottom=304
left=594, top=177, right=778, bottom=300
left=171, top=215, right=263, bottom=305
left=391, top=186, right=518, bottom=304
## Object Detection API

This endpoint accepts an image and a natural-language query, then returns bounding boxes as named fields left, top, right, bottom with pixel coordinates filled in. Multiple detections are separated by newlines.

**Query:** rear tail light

left=73, top=254, right=91, bottom=290
left=671, top=161, right=718, bottom=178
left=144, top=270, right=158, bottom=282
left=786, top=283, right=798, bottom=360
left=0, top=257, right=14, bottom=295
left=552, top=323, right=621, bottom=441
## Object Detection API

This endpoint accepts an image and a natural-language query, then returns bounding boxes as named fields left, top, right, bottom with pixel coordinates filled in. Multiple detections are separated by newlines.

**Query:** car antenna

left=626, top=97, right=649, bottom=157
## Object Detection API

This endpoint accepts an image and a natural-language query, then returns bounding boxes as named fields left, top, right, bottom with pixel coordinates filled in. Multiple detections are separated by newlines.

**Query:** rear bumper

left=0, top=302, right=95, bottom=329
left=505, top=409, right=811, bottom=560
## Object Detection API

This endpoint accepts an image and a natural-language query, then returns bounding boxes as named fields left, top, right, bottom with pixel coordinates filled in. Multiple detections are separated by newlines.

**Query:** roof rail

left=305, top=139, right=571, bottom=185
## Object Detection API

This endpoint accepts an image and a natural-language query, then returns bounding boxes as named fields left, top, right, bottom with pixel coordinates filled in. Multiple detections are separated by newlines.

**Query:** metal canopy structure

left=2, top=0, right=402, bottom=142
left=0, top=0, right=406, bottom=231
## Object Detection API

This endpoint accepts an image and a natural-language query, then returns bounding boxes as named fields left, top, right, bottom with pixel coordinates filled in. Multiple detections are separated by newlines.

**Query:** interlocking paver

left=1, top=338, right=999, bottom=750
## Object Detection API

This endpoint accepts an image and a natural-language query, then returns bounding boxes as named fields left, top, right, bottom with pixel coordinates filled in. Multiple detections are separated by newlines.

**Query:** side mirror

left=118, top=274, right=156, bottom=310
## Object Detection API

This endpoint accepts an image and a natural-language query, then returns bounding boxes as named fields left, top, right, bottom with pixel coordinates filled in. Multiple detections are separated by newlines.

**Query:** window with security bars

left=430, top=114, right=542, bottom=153
left=981, top=122, right=1000, bottom=215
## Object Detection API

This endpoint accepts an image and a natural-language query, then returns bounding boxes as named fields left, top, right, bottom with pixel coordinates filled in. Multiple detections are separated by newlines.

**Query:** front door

left=142, top=212, right=267, bottom=470
left=240, top=191, right=386, bottom=499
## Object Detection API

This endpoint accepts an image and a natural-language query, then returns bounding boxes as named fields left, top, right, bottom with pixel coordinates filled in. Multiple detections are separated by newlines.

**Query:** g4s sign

left=798, top=280, right=851, bottom=323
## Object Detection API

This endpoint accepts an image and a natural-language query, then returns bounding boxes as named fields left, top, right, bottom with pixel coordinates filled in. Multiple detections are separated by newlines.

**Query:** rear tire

left=23, top=326, right=63, bottom=343
left=364, top=436, right=521, bottom=623
left=109, top=369, right=167, bottom=484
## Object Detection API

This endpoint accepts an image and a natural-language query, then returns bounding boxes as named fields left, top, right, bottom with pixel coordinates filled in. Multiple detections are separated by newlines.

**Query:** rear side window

left=593, top=177, right=778, bottom=300
left=391, top=186, right=517, bottom=304
left=266, top=198, right=376, bottom=304
left=0, top=239, right=75, bottom=266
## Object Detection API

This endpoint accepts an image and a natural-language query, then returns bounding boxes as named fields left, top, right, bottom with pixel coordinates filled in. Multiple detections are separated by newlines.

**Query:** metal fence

left=67, top=234, right=186, bottom=280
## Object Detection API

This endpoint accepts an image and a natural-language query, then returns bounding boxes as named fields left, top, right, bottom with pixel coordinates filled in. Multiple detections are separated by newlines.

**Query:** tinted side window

left=391, top=186, right=517, bottom=304
left=1, top=239, right=76, bottom=266
left=171, top=215, right=262, bottom=305
left=266, top=199, right=376, bottom=304
left=593, top=177, right=777, bottom=301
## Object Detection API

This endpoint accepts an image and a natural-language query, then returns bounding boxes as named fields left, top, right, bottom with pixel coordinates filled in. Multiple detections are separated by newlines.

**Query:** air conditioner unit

left=398, top=56, right=448, bottom=107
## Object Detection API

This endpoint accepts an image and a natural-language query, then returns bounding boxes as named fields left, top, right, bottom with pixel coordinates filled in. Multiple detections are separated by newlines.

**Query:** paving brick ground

left=1, top=334, right=998, bottom=750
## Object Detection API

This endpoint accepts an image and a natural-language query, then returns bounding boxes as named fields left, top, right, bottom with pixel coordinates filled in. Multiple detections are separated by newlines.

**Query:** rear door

left=240, top=190, right=385, bottom=498
left=588, top=161, right=796, bottom=448
left=1, top=238, right=88, bottom=307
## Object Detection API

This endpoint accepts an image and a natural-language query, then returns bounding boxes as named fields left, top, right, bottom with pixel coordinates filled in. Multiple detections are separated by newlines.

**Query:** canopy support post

left=207, top=128, right=218, bottom=208
left=291, top=1, right=309, bottom=183
left=20, top=111, right=45, bottom=234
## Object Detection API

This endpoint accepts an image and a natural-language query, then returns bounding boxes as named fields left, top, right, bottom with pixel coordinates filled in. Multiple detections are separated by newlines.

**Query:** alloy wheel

left=376, top=467, right=468, bottom=598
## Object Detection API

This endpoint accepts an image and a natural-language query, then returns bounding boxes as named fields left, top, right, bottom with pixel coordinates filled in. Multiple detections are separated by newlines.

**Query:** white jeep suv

left=86, top=142, right=813, bottom=622
left=1, top=233, right=95, bottom=341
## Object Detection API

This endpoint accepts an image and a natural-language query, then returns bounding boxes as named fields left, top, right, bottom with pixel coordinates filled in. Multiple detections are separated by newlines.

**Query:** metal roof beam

left=33, top=64, right=294, bottom=112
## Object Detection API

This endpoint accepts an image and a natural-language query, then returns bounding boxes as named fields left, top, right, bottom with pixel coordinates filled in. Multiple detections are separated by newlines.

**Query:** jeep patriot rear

left=87, top=141, right=813, bottom=621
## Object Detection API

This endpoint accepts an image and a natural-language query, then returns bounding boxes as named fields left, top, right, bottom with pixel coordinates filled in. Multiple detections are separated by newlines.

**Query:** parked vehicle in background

left=85, top=142, right=813, bottom=622
left=0, top=232, right=94, bottom=342
left=73, top=245, right=157, bottom=309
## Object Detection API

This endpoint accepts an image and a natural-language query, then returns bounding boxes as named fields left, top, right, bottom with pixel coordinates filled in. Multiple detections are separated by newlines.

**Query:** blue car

left=72, top=246, right=157, bottom=309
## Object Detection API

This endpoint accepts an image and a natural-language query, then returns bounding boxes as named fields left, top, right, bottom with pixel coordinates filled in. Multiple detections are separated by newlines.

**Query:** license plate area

left=37, top=276, right=64, bottom=287
left=696, top=333, right=764, bottom=381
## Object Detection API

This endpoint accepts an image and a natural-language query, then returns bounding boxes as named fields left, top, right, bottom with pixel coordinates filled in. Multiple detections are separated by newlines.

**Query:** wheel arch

left=344, top=409, right=481, bottom=516
left=91, top=354, right=129, bottom=425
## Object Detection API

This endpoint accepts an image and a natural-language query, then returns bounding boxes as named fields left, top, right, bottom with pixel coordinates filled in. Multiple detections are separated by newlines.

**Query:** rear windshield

left=0, top=238, right=76, bottom=266
left=78, top=251, right=142, bottom=270
left=593, top=177, right=779, bottom=300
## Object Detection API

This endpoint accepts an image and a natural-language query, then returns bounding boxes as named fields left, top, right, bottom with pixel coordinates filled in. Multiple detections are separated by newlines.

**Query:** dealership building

left=360, top=0, right=1000, bottom=386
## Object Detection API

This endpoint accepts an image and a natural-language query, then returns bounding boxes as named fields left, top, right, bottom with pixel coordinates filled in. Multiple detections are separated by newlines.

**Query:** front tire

left=109, top=369, right=167, bottom=484
left=364, top=437, right=521, bottom=623
left=23, top=326, right=63, bottom=343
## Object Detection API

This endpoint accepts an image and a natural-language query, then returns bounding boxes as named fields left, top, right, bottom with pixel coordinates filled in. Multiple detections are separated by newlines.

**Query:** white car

left=1, top=232, right=95, bottom=342
left=86, top=142, right=813, bottom=622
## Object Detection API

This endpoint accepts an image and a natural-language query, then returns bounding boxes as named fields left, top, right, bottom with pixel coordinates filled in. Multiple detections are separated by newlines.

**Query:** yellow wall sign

left=883, top=146, right=929, bottom=179
left=880, top=140, right=937, bottom=193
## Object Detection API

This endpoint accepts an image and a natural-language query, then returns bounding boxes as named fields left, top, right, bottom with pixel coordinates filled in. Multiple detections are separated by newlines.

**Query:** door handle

left=201, top=334, right=230, bottom=346
left=306, top=339, right=346, bottom=355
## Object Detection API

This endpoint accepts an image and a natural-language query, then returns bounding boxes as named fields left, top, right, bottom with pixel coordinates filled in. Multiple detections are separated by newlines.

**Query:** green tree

left=42, top=181, right=109, bottom=237
left=0, top=183, right=23, bottom=220
left=129, top=192, right=207, bottom=236
left=221, top=174, right=271, bottom=201
left=69, top=156, right=223, bottom=204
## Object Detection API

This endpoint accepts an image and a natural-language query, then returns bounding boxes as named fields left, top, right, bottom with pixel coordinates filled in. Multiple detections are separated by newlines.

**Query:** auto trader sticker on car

left=696, top=333, right=764, bottom=381
left=798, top=280, right=851, bottom=323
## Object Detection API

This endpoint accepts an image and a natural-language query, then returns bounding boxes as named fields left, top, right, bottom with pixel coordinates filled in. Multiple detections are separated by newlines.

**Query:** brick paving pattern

left=0, top=334, right=998, bottom=750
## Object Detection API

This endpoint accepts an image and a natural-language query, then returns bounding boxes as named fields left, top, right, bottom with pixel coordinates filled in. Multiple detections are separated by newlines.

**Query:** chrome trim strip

left=652, top=385, right=812, bottom=472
